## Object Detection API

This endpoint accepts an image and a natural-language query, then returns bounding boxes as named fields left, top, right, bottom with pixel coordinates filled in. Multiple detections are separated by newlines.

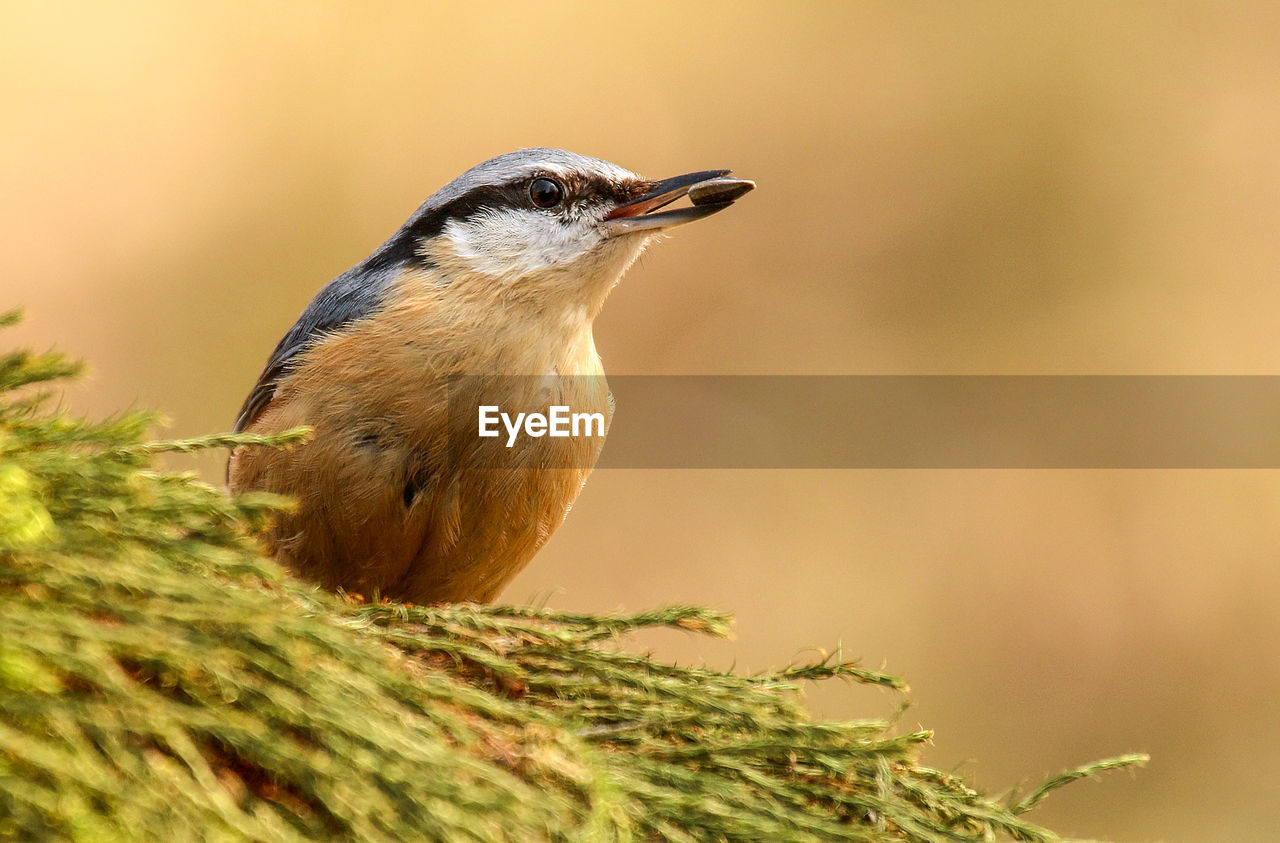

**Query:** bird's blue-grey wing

left=233, top=259, right=403, bottom=432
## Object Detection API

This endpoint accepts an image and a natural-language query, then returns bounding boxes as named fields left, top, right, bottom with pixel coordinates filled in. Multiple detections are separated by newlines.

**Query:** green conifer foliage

left=0, top=314, right=1144, bottom=841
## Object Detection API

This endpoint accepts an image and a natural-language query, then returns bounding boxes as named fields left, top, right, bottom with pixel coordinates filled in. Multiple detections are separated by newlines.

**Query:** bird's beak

left=603, top=170, right=755, bottom=236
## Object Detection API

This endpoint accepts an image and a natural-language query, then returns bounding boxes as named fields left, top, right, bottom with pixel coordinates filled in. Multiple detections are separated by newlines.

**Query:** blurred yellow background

left=5, top=2, right=1279, bottom=839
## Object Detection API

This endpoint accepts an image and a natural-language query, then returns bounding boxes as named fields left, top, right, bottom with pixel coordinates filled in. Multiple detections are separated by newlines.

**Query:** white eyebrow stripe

left=533, top=161, right=634, bottom=183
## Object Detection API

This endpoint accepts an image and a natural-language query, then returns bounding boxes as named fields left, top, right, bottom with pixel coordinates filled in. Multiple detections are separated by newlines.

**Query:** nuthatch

left=228, top=148, right=753, bottom=603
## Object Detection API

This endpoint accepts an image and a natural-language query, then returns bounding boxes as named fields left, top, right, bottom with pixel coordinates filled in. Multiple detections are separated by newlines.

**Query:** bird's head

left=388, top=148, right=753, bottom=316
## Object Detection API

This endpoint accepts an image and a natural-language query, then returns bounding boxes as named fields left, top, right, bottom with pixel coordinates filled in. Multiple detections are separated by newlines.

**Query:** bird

left=227, top=148, right=753, bottom=604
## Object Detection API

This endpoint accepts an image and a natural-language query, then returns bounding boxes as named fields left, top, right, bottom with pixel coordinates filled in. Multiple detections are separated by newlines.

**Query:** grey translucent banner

left=446, top=376, right=1280, bottom=468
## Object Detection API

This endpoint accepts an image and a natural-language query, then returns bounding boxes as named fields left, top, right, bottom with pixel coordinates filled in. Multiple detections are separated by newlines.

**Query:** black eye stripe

left=404, top=172, right=638, bottom=249
left=406, top=184, right=520, bottom=238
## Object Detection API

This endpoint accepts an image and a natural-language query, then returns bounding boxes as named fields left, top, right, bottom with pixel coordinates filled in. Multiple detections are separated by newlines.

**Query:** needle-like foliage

left=0, top=313, right=1145, bottom=841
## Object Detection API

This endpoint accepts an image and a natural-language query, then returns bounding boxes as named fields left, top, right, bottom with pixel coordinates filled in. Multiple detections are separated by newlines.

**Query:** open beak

left=603, top=170, right=755, bottom=236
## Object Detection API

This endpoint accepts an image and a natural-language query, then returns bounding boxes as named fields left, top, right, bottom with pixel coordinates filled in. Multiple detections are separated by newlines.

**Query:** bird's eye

left=528, top=177, right=564, bottom=208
